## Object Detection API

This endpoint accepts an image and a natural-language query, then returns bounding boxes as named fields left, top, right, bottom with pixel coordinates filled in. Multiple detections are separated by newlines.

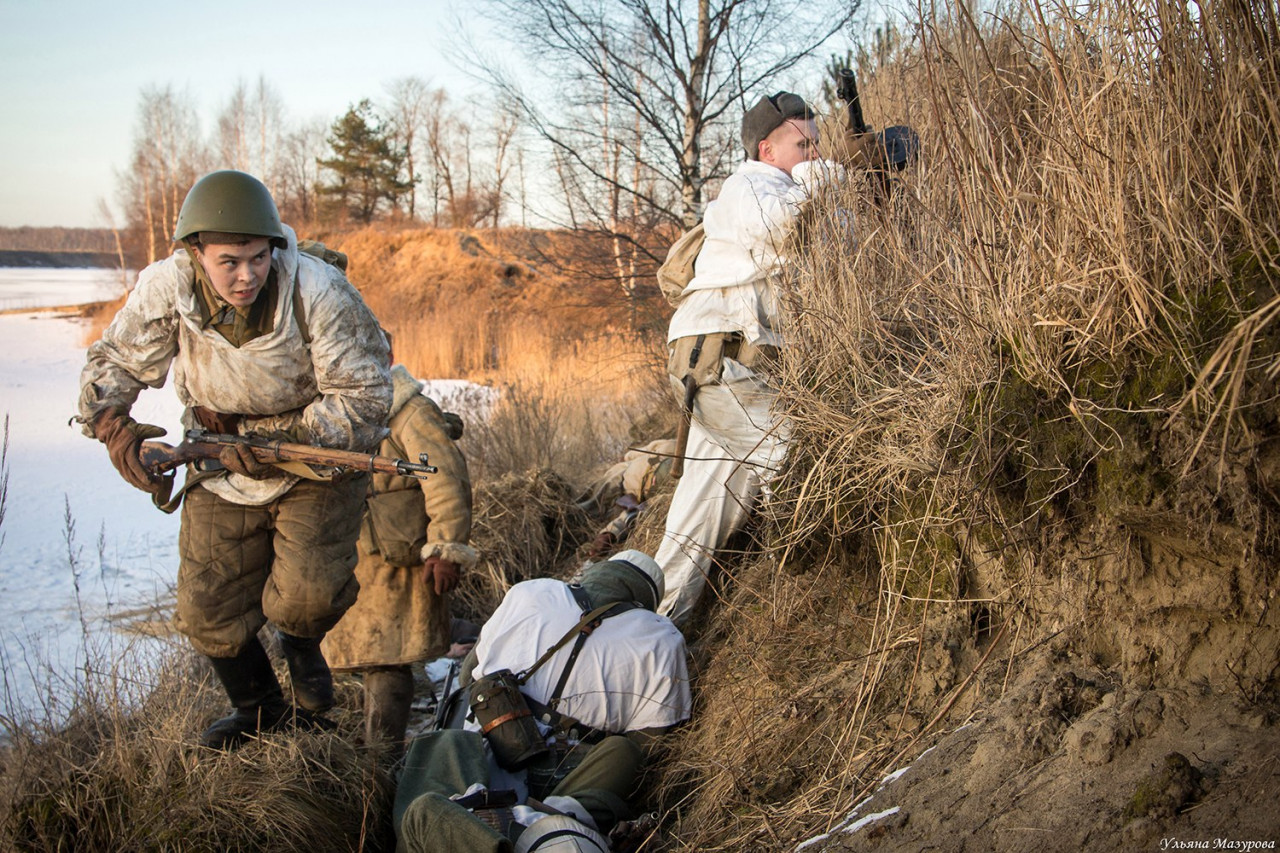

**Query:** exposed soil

left=824, top=653, right=1280, bottom=852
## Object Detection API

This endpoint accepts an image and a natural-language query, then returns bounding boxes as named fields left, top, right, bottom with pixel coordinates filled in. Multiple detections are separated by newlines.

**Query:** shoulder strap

left=291, top=288, right=311, bottom=345
left=516, top=589, right=618, bottom=686
left=543, top=584, right=639, bottom=714
left=292, top=238, right=348, bottom=346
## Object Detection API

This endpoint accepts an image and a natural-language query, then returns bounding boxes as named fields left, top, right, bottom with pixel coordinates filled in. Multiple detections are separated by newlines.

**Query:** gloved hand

left=93, top=408, right=167, bottom=494
left=218, top=442, right=279, bottom=479
left=424, top=556, right=460, bottom=595
left=585, top=530, right=617, bottom=560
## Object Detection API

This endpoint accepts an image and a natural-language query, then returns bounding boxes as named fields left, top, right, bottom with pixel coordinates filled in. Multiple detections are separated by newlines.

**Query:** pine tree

left=317, top=100, right=413, bottom=224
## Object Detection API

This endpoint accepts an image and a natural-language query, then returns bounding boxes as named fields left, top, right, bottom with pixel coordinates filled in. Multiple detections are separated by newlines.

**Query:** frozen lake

left=0, top=268, right=185, bottom=720
left=0, top=267, right=493, bottom=722
left=0, top=265, right=129, bottom=312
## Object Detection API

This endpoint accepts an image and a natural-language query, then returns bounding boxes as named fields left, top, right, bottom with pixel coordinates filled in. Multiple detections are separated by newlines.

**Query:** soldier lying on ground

left=575, top=439, right=676, bottom=559
left=393, top=551, right=690, bottom=852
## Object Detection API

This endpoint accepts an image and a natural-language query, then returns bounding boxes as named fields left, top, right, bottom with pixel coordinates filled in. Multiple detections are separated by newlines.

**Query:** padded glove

left=423, top=556, right=460, bottom=595
left=218, top=442, right=279, bottom=479
left=93, top=408, right=168, bottom=494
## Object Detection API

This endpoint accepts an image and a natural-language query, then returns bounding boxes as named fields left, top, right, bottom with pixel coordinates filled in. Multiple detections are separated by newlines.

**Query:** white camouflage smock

left=78, top=224, right=392, bottom=506
left=657, top=158, right=844, bottom=626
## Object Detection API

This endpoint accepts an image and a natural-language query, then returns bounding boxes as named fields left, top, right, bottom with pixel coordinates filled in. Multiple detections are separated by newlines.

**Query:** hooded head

left=578, top=549, right=664, bottom=612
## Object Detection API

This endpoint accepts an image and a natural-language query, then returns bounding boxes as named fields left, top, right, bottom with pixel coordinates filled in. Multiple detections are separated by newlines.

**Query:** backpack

left=656, top=222, right=706, bottom=306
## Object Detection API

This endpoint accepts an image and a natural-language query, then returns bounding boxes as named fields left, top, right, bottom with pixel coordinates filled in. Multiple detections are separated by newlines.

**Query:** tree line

left=0, top=227, right=116, bottom=253
left=111, top=0, right=859, bottom=312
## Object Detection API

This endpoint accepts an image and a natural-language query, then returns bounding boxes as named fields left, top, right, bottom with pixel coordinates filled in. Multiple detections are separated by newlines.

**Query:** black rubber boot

left=200, top=639, right=293, bottom=750
left=364, top=665, right=414, bottom=748
left=277, top=631, right=335, bottom=712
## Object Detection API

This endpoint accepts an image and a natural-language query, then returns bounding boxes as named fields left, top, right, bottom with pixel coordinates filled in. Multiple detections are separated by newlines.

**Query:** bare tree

left=277, top=117, right=330, bottom=227
left=488, top=105, right=521, bottom=227
left=472, top=0, right=859, bottom=229
left=118, top=86, right=205, bottom=264
left=385, top=76, right=434, bottom=220
left=95, top=198, right=129, bottom=288
left=423, top=90, right=502, bottom=227
left=215, top=76, right=287, bottom=185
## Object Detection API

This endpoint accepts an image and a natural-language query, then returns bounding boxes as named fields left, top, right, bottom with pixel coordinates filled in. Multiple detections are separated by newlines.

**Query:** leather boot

left=277, top=631, right=335, bottom=712
left=364, top=665, right=414, bottom=748
left=200, top=638, right=336, bottom=750
left=200, top=639, right=292, bottom=750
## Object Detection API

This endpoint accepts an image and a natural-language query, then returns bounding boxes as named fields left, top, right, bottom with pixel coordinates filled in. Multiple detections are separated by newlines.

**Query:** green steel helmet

left=173, top=170, right=287, bottom=248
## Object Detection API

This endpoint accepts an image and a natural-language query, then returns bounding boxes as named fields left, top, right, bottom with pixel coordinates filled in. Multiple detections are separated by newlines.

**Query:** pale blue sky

left=0, top=0, right=482, bottom=227
left=0, top=0, right=890, bottom=229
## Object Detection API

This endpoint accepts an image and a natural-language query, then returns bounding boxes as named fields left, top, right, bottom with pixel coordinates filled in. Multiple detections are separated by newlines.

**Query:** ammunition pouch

left=667, top=333, right=730, bottom=385
left=190, top=405, right=243, bottom=435
left=362, top=487, right=429, bottom=567
left=524, top=736, right=598, bottom=800
left=668, top=332, right=780, bottom=385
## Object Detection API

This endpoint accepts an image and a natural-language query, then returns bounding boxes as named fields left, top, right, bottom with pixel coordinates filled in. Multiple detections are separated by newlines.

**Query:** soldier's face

left=195, top=238, right=273, bottom=308
left=761, top=118, right=820, bottom=177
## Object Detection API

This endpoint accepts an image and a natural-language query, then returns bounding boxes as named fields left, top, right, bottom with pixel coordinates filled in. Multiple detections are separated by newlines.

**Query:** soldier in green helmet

left=77, top=170, right=393, bottom=749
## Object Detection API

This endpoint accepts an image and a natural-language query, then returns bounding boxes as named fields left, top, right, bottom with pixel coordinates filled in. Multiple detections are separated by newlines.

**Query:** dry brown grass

left=653, top=0, right=1280, bottom=848
left=0, top=639, right=395, bottom=852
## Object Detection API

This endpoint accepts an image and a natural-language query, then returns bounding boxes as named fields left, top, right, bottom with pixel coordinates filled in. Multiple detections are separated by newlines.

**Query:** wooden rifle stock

left=139, top=428, right=437, bottom=479
left=672, top=374, right=699, bottom=479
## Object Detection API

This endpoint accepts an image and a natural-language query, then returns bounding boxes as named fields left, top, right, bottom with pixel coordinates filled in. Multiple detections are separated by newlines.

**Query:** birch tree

left=119, top=86, right=205, bottom=264
left=215, top=76, right=287, bottom=185
left=386, top=76, right=433, bottom=220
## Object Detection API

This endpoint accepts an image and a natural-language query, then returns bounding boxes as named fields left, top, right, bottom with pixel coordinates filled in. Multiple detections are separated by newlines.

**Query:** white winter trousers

left=656, top=358, right=789, bottom=627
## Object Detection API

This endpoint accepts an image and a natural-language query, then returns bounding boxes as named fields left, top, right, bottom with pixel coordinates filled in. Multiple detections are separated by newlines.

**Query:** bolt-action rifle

left=139, top=428, right=438, bottom=479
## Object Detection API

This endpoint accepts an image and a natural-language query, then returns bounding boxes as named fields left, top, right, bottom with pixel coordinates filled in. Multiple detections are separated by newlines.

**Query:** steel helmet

left=174, top=170, right=286, bottom=248
left=514, top=815, right=610, bottom=853
left=607, top=549, right=665, bottom=608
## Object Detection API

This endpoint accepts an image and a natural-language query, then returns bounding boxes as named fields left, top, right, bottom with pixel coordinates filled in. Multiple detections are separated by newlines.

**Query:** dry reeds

left=657, top=0, right=1280, bottom=848
left=0, top=639, right=393, bottom=852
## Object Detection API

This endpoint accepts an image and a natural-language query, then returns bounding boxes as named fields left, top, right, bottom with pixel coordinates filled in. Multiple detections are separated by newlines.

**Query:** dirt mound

left=825, top=652, right=1280, bottom=851
left=323, top=226, right=665, bottom=337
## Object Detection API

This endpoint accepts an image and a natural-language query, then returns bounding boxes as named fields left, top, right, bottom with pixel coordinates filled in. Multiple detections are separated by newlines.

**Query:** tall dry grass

left=0, top=638, right=395, bottom=852
left=656, top=0, right=1280, bottom=848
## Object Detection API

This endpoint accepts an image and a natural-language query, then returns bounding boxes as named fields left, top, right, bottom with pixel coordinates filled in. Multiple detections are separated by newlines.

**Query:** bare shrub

left=453, top=468, right=594, bottom=623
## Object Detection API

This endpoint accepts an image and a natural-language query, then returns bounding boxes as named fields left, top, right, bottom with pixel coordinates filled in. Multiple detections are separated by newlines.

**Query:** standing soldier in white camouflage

left=656, top=92, right=850, bottom=627
left=77, top=170, right=393, bottom=749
